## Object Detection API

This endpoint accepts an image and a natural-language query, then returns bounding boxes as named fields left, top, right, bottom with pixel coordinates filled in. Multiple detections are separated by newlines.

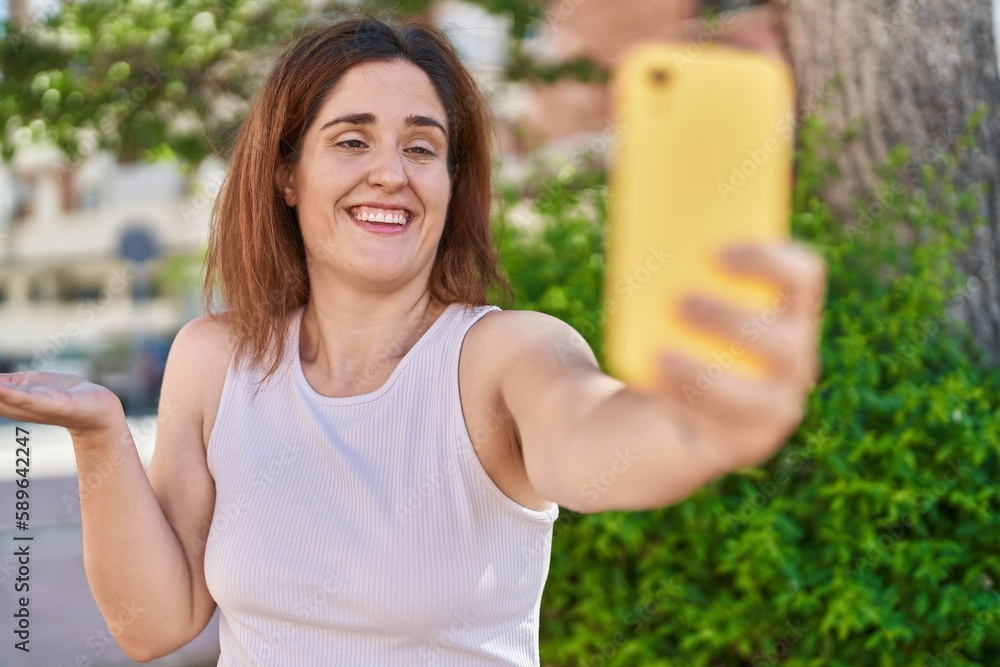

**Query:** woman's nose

left=367, top=147, right=408, bottom=191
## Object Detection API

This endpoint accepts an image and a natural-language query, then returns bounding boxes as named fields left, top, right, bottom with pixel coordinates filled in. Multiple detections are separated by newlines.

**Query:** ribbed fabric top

left=203, top=302, right=559, bottom=666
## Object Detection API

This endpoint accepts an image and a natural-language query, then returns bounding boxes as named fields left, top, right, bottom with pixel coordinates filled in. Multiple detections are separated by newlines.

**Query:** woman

left=0, top=17, right=825, bottom=666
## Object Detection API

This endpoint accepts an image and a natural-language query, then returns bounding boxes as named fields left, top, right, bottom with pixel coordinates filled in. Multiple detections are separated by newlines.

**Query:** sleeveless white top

left=204, top=303, right=560, bottom=666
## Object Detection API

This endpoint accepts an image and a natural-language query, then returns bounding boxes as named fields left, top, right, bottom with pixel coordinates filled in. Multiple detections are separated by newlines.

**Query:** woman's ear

left=274, top=163, right=297, bottom=207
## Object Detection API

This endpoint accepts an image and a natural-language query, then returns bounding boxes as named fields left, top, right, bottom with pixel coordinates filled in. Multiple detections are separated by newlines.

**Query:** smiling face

left=276, top=59, right=452, bottom=295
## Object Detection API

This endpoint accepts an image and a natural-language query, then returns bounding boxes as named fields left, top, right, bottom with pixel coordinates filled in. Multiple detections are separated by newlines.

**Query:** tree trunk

left=9, top=0, right=30, bottom=29
left=773, top=0, right=1000, bottom=363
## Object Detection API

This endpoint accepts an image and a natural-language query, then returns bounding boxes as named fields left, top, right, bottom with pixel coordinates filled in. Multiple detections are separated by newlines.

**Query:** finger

left=0, top=377, right=32, bottom=402
left=677, top=298, right=819, bottom=389
left=0, top=377, right=71, bottom=421
left=656, top=353, right=807, bottom=428
left=657, top=391, right=798, bottom=470
left=655, top=355, right=808, bottom=467
left=2, top=371, right=70, bottom=389
left=717, top=241, right=827, bottom=320
left=0, top=384, right=41, bottom=423
left=0, top=372, right=29, bottom=386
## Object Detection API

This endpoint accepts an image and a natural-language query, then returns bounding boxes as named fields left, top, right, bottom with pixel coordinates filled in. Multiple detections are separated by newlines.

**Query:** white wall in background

left=434, top=0, right=509, bottom=72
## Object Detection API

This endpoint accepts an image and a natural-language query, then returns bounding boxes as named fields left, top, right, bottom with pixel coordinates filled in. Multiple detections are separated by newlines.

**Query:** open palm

left=0, top=372, right=124, bottom=436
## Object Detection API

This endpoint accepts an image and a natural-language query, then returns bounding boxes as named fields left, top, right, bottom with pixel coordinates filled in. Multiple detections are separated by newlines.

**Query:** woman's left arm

left=496, top=241, right=826, bottom=514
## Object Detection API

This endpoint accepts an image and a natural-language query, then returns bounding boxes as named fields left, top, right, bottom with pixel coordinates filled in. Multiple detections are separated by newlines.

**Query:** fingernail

left=721, top=244, right=755, bottom=263
left=661, top=353, right=692, bottom=371
left=684, top=296, right=714, bottom=314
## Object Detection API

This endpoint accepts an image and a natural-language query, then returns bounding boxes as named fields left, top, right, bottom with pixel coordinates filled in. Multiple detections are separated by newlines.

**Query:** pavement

left=0, top=420, right=221, bottom=667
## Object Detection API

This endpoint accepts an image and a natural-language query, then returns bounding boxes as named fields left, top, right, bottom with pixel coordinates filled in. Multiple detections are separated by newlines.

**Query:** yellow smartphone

left=603, top=43, right=795, bottom=390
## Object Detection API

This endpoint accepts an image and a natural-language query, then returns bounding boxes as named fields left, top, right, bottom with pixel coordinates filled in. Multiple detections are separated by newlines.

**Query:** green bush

left=494, top=117, right=1000, bottom=666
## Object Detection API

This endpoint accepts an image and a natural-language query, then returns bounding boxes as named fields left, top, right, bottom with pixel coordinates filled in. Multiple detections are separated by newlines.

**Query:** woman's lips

left=347, top=206, right=414, bottom=234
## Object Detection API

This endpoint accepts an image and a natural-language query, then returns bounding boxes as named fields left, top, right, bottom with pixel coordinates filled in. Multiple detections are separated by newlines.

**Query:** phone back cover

left=604, top=43, right=794, bottom=390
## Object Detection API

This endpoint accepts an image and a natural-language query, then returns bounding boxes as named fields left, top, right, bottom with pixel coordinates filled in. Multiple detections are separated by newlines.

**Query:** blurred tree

left=774, top=0, right=1000, bottom=363
left=0, top=0, right=425, bottom=165
left=0, top=0, right=550, bottom=168
left=8, top=0, right=28, bottom=29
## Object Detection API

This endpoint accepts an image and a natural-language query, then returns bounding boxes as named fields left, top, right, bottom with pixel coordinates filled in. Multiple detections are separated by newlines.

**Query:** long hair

left=201, top=17, right=511, bottom=384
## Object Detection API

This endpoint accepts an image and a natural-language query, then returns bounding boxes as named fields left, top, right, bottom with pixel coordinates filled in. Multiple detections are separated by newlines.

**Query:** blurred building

left=0, top=144, right=218, bottom=409
left=517, top=0, right=779, bottom=145
left=429, top=0, right=779, bottom=182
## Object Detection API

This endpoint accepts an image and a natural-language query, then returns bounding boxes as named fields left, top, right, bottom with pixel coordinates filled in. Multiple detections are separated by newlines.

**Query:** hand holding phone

left=603, top=43, right=796, bottom=391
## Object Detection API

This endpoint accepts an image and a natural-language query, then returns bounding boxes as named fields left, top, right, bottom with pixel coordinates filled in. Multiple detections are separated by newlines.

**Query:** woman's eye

left=407, top=146, right=435, bottom=156
left=337, top=139, right=366, bottom=149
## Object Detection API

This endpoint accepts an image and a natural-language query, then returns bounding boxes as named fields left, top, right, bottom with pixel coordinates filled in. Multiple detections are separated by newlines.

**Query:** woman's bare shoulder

left=171, top=311, right=239, bottom=380
left=167, top=311, right=239, bottom=449
left=467, top=308, right=595, bottom=363
left=175, top=311, right=238, bottom=353
left=462, top=308, right=598, bottom=399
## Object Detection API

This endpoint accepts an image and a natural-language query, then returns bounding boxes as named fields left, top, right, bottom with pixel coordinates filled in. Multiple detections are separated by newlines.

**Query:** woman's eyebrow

left=320, top=112, right=375, bottom=131
left=319, top=112, right=447, bottom=139
left=405, top=114, right=448, bottom=139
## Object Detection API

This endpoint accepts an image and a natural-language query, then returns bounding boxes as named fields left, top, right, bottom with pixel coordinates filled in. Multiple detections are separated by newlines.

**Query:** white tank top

left=204, top=302, right=560, bottom=666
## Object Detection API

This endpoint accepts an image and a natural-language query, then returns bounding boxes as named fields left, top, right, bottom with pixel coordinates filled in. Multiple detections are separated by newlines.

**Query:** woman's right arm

left=0, top=315, right=229, bottom=661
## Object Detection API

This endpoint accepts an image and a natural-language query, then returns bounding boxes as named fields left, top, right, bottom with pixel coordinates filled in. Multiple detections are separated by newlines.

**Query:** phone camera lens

left=650, top=68, right=669, bottom=85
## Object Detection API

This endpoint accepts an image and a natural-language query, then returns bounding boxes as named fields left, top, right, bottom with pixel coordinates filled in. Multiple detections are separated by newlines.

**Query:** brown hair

left=201, top=17, right=511, bottom=384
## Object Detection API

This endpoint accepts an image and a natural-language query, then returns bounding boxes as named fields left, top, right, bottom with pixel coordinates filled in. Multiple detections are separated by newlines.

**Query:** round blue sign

left=118, top=225, right=159, bottom=263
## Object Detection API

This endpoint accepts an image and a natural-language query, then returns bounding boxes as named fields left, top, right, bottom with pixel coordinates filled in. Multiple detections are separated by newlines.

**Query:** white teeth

left=350, top=206, right=410, bottom=225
